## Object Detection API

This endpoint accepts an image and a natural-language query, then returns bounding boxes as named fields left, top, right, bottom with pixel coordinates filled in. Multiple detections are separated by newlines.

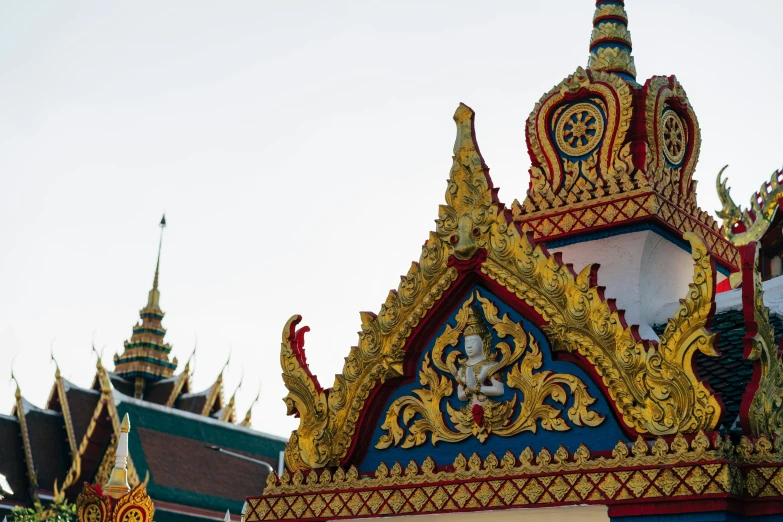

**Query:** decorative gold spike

left=104, top=413, right=131, bottom=498
left=241, top=386, right=261, bottom=428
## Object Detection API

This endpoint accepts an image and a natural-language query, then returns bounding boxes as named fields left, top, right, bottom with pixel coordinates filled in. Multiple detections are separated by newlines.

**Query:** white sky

left=1, top=1, right=782, bottom=439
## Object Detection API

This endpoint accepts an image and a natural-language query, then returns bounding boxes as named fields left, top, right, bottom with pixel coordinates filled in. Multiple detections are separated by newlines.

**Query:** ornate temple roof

left=114, top=216, right=178, bottom=397
left=512, top=0, right=738, bottom=274
left=0, top=219, right=281, bottom=522
left=247, top=2, right=783, bottom=521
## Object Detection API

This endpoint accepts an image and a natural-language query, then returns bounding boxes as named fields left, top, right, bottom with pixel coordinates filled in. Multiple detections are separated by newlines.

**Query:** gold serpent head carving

left=716, top=166, right=783, bottom=246
left=436, top=104, right=498, bottom=261
left=743, top=242, right=783, bottom=438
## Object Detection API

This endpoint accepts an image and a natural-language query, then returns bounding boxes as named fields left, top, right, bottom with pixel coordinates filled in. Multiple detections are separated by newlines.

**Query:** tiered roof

left=114, top=216, right=177, bottom=397
left=0, top=219, right=284, bottom=522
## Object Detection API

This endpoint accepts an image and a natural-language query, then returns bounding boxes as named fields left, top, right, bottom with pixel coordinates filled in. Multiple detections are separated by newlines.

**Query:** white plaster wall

left=654, top=269, right=783, bottom=324
left=548, top=230, right=705, bottom=340
left=352, top=505, right=608, bottom=522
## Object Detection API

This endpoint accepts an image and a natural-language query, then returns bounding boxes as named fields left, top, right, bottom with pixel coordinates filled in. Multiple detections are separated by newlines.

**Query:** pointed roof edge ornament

left=185, top=338, right=197, bottom=374
left=92, top=337, right=103, bottom=370
left=10, top=360, right=21, bottom=401
left=588, top=0, right=636, bottom=81
left=104, top=413, right=132, bottom=498
left=230, top=369, right=244, bottom=403
left=241, top=385, right=261, bottom=428
left=50, top=339, right=60, bottom=378
left=220, top=347, right=232, bottom=382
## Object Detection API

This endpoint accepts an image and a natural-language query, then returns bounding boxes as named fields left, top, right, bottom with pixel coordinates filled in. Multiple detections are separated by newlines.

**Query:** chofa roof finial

left=241, top=385, right=261, bottom=428
left=50, top=339, right=60, bottom=378
left=10, top=361, right=20, bottom=400
left=588, top=0, right=636, bottom=80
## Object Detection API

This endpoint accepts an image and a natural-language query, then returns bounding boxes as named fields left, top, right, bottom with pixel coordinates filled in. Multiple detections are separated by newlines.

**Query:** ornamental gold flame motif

left=279, top=103, right=723, bottom=472
left=743, top=242, right=783, bottom=437
left=376, top=291, right=604, bottom=448
left=76, top=483, right=154, bottom=522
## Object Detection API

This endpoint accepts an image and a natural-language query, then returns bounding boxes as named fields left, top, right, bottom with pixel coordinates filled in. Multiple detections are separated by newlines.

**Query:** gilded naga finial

left=10, top=363, right=21, bottom=401
left=104, top=413, right=132, bottom=499
left=241, top=386, right=261, bottom=428
left=588, top=0, right=636, bottom=80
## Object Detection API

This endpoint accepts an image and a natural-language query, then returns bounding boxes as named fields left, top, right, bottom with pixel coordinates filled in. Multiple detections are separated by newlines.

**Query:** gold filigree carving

left=555, top=103, right=604, bottom=157
left=525, top=67, right=633, bottom=205
left=112, top=483, right=154, bottom=522
left=266, top=432, right=733, bottom=498
left=744, top=243, right=783, bottom=437
left=481, top=229, right=721, bottom=436
left=590, top=22, right=632, bottom=47
left=76, top=484, right=111, bottom=522
left=588, top=47, right=637, bottom=78
left=662, top=111, right=687, bottom=164
left=644, top=76, right=701, bottom=199
left=376, top=291, right=603, bottom=448
left=593, top=3, right=628, bottom=24
left=281, top=104, right=722, bottom=471
left=658, top=232, right=720, bottom=369
left=250, top=433, right=783, bottom=520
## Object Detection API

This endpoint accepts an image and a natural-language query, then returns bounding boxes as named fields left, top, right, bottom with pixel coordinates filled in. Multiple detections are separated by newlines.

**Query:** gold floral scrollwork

left=112, top=483, right=154, bottom=522
left=482, top=222, right=722, bottom=435
left=744, top=243, right=783, bottom=438
left=645, top=76, right=701, bottom=199
left=376, top=291, right=604, bottom=449
left=76, top=484, right=111, bottom=522
left=280, top=103, right=724, bottom=472
left=524, top=67, right=633, bottom=206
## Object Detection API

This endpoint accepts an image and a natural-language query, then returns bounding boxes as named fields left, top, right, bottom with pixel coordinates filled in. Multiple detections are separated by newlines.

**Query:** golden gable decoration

left=376, top=290, right=604, bottom=449
left=280, top=103, right=722, bottom=473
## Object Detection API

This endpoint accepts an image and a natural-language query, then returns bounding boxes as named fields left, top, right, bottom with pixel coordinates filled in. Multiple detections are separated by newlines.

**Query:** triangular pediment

left=279, top=104, right=723, bottom=473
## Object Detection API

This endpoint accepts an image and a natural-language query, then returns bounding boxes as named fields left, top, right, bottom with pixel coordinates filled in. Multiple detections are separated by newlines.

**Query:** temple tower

left=113, top=216, right=177, bottom=398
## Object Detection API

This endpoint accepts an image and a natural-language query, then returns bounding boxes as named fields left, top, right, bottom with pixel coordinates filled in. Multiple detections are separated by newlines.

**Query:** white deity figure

left=455, top=305, right=504, bottom=404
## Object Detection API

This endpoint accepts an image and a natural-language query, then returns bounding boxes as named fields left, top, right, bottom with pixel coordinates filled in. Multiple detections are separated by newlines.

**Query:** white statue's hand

left=466, top=367, right=477, bottom=389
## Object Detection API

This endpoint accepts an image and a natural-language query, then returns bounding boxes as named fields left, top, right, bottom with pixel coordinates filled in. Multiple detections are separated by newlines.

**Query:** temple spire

left=114, top=216, right=176, bottom=393
left=588, top=1, right=636, bottom=81
left=147, top=215, right=166, bottom=310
